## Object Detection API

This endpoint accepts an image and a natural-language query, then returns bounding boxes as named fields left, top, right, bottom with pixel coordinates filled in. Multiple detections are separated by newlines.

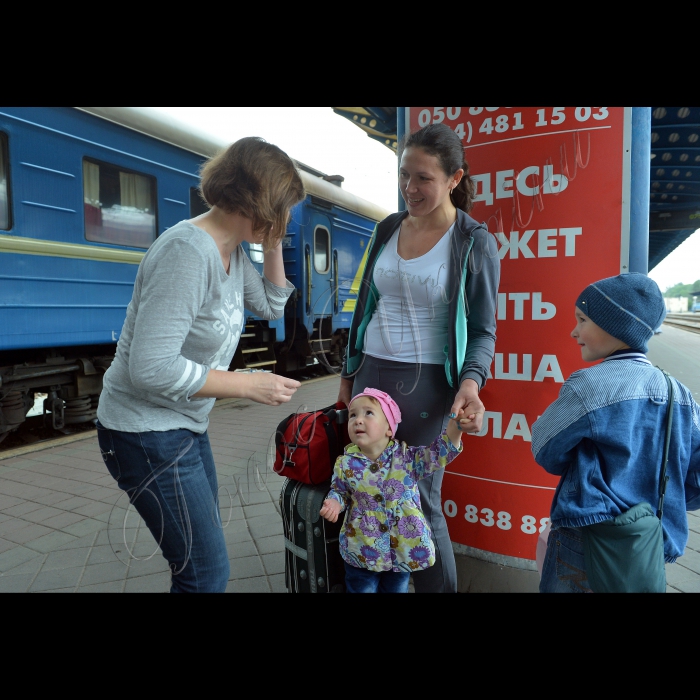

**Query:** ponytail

left=450, top=161, right=475, bottom=213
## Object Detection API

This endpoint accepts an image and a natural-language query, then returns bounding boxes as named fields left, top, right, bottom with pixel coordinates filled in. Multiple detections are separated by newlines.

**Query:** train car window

left=314, top=226, right=330, bottom=273
left=83, top=158, right=157, bottom=248
left=190, top=186, right=209, bottom=217
left=0, top=133, right=10, bottom=230
left=248, top=243, right=264, bottom=263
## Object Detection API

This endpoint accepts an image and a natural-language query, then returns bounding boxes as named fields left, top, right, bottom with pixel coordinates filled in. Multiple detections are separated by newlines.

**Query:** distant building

left=665, top=296, right=689, bottom=312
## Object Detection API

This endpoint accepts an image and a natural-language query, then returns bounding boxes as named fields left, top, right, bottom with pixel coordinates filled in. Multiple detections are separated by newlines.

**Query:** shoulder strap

left=656, top=369, right=675, bottom=520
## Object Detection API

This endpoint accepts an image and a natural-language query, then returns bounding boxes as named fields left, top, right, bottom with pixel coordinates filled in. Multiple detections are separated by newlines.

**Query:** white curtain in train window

left=119, top=172, right=151, bottom=211
left=83, top=161, right=100, bottom=206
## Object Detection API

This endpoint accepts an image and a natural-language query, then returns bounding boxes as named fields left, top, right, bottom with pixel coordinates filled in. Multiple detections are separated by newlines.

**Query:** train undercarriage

left=0, top=344, right=114, bottom=446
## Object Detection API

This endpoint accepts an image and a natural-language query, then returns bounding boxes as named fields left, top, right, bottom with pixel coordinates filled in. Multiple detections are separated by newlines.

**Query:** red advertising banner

left=408, top=107, right=632, bottom=560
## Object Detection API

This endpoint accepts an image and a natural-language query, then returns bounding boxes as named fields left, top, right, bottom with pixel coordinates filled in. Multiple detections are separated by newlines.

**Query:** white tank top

left=364, top=224, right=452, bottom=365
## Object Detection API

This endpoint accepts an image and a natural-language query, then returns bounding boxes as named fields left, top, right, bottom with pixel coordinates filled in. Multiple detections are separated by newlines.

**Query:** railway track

left=0, top=368, right=337, bottom=456
left=663, top=313, right=700, bottom=335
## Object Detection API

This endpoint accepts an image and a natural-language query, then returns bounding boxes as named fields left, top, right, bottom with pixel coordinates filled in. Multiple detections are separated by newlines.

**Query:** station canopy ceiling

left=332, top=107, right=700, bottom=271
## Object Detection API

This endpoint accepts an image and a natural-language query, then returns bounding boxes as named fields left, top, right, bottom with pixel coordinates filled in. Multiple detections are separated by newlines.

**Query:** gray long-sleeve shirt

left=97, top=221, right=293, bottom=433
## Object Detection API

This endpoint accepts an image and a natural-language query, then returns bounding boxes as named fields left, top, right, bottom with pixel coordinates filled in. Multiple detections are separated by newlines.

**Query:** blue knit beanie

left=575, top=273, right=666, bottom=352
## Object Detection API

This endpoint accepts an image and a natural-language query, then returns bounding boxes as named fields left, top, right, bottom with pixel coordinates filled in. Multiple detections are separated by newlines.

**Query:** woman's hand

left=338, top=377, right=353, bottom=407
left=449, top=378, right=484, bottom=434
left=320, top=499, right=341, bottom=523
left=243, top=372, right=301, bottom=406
left=192, top=368, right=300, bottom=404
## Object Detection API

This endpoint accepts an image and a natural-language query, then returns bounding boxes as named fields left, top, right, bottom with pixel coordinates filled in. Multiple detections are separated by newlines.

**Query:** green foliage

left=664, top=282, right=693, bottom=298
left=663, top=280, right=700, bottom=310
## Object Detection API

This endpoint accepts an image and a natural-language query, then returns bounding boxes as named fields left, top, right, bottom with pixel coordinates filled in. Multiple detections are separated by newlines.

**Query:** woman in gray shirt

left=97, top=137, right=304, bottom=593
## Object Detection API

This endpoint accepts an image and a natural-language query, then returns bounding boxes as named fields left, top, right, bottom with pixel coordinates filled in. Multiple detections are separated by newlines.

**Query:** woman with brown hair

left=96, top=137, right=304, bottom=593
left=338, top=123, right=500, bottom=593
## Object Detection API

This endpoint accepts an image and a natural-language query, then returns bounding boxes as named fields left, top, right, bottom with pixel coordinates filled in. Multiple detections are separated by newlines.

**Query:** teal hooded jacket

left=342, top=209, right=500, bottom=390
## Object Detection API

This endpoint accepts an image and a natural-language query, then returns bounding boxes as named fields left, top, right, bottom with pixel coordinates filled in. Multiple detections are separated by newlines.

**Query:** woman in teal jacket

left=338, top=123, right=500, bottom=593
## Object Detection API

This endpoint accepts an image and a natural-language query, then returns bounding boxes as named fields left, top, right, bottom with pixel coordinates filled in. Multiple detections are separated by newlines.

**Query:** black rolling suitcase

left=280, top=477, right=345, bottom=593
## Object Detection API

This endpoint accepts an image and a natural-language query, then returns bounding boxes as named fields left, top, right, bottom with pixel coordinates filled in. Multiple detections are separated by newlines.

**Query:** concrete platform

left=0, top=376, right=338, bottom=593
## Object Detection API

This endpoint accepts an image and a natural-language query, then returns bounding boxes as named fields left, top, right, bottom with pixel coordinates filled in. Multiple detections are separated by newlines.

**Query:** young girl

left=319, top=388, right=467, bottom=593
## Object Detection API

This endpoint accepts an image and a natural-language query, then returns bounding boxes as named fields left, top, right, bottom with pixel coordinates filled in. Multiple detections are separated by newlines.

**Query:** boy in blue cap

left=531, top=272, right=700, bottom=593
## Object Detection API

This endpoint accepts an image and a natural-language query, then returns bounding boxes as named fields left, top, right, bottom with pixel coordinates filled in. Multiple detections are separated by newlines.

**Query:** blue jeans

left=344, top=562, right=411, bottom=593
left=96, top=421, right=230, bottom=593
left=539, top=526, right=593, bottom=593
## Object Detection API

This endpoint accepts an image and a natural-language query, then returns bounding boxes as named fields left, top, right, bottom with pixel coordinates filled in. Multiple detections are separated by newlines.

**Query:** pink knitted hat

left=350, top=388, right=402, bottom=437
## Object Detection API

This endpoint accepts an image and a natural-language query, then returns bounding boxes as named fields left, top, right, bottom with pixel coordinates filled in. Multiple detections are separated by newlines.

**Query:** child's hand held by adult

left=446, top=409, right=466, bottom=447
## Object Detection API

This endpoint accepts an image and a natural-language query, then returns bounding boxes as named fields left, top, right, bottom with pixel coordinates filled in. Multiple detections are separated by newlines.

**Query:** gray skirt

left=351, top=354, right=458, bottom=593
left=351, top=356, right=454, bottom=443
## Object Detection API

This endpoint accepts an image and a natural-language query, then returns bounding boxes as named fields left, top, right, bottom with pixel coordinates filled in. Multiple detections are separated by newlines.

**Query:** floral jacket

left=326, top=431, right=462, bottom=573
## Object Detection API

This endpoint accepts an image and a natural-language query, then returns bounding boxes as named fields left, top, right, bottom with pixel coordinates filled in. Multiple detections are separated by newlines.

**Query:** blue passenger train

left=0, top=107, right=390, bottom=443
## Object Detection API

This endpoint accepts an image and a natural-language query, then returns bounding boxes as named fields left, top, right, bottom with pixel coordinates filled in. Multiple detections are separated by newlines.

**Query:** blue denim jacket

left=531, top=353, right=700, bottom=563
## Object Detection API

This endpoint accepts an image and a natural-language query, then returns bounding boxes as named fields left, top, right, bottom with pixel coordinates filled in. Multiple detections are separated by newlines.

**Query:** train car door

left=304, top=210, right=334, bottom=319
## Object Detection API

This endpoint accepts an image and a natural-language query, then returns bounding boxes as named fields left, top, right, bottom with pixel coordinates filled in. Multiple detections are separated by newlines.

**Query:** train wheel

left=0, top=390, right=32, bottom=443
left=63, top=395, right=97, bottom=425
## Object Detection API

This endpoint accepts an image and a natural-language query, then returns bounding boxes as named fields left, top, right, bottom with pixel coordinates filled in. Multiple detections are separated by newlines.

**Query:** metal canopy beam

left=649, top=106, right=700, bottom=269
left=332, top=107, right=397, bottom=151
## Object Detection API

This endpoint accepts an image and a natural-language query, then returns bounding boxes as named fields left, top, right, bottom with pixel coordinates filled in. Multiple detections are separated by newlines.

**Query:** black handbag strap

left=656, top=369, right=675, bottom=520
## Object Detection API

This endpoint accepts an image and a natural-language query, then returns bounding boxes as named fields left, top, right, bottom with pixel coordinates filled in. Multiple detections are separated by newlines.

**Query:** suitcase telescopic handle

left=326, top=408, right=348, bottom=424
